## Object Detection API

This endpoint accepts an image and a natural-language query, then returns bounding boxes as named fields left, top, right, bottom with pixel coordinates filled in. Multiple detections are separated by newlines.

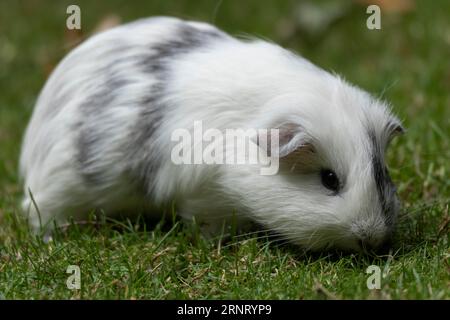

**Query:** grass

left=0, top=0, right=449, bottom=299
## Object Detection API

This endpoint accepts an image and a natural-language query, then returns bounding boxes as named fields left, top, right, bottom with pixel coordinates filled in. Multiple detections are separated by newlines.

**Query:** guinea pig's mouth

left=335, top=233, right=392, bottom=254
left=357, top=237, right=393, bottom=254
left=278, top=222, right=394, bottom=254
left=312, top=232, right=394, bottom=254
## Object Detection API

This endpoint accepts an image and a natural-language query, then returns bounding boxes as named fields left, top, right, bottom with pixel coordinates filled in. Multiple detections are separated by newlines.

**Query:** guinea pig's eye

left=320, top=169, right=340, bottom=193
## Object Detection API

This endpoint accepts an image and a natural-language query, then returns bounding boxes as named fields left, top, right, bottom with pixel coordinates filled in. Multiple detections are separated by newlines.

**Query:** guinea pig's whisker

left=225, top=228, right=316, bottom=248
left=233, top=229, right=275, bottom=238
left=221, top=235, right=286, bottom=249
left=234, top=233, right=283, bottom=243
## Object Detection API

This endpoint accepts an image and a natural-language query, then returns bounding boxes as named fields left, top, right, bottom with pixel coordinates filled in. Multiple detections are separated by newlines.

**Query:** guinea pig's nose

left=357, top=238, right=374, bottom=252
left=377, top=238, right=393, bottom=254
left=357, top=237, right=392, bottom=254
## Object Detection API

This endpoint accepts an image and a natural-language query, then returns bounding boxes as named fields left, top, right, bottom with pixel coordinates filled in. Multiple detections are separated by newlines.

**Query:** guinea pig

left=19, top=16, right=404, bottom=252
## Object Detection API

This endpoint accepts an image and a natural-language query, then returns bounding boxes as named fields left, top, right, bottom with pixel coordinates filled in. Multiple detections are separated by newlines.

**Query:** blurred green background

left=0, top=0, right=448, bottom=299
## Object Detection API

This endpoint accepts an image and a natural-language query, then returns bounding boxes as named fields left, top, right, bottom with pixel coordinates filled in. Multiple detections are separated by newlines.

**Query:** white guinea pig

left=19, top=16, right=404, bottom=252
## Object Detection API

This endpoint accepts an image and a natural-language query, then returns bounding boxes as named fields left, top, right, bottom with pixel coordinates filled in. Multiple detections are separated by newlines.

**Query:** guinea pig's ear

left=255, top=122, right=318, bottom=173
left=256, top=122, right=314, bottom=158
left=386, top=121, right=405, bottom=144
left=390, top=124, right=405, bottom=137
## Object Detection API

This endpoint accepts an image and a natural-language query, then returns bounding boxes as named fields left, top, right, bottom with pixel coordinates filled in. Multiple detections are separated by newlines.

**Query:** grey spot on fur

left=127, top=24, right=225, bottom=194
left=141, top=25, right=224, bottom=75
left=75, top=39, right=137, bottom=184
left=369, top=130, right=398, bottom=227
left=76, top=22, right=225, bottom=191
left=76, top=75, right=129, bottom=184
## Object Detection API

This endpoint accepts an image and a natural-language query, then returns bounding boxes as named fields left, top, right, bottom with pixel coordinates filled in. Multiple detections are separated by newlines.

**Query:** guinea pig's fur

left=19, top=17, right=404, bottom=252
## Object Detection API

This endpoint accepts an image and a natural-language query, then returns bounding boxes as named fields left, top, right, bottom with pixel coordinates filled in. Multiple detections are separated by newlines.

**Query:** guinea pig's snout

left=351, top=221, right=392, bottom=253
left=356, top=234, right=392, bottom=253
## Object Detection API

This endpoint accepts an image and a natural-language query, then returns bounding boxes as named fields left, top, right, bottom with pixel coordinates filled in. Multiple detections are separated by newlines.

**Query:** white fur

left=19, top=17, right=402, bottom=251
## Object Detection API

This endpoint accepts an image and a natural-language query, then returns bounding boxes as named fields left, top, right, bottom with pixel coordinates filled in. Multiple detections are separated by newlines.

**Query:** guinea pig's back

left=20, top=17, right=194, bottom=176
left=18, top=17, right=228, bottom=227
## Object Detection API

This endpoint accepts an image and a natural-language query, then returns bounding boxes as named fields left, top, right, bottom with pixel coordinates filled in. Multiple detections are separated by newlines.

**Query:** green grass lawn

left=0, top=0, right=449, bottom=299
